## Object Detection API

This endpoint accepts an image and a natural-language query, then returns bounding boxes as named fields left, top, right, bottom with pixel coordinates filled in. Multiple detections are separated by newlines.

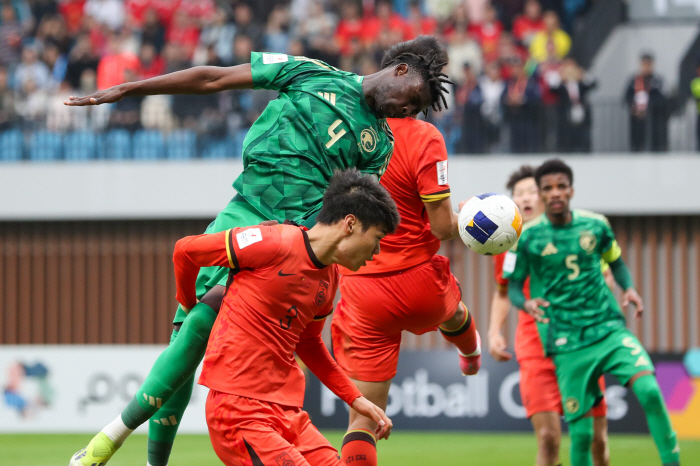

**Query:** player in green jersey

left=65, top=36, right=453, bottom=466
left=504, top=159, right=680, bottom=466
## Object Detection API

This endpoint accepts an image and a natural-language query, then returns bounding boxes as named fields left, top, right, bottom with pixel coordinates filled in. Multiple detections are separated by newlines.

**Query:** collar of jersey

left=302, top=229, right=327, bottom=269
left=543, top=210, right=577, bottom=229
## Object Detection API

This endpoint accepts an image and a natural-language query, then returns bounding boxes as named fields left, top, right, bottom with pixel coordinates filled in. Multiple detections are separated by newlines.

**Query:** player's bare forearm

left=65, top=64, right=253, bottom=106
left=424, top=197, right=460, bottom=241
left=488, top=289, right=513, bottom=361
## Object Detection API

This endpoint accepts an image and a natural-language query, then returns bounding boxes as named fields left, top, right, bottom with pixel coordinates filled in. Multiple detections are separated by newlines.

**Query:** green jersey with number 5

left=503, top=210, right=625, bottom=355
left=232, top=52, right=394, bottom=223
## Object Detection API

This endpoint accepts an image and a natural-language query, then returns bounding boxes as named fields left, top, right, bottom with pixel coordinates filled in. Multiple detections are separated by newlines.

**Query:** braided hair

left=380, top=35, right=453, bottom=116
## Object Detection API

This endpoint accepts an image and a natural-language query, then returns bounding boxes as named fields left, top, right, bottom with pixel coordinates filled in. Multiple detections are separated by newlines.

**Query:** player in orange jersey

left=331, top=116, right=480, bottom=466
left=488, top=165, right=611, bottom=466
left=173, top=169, right=400, bottom=466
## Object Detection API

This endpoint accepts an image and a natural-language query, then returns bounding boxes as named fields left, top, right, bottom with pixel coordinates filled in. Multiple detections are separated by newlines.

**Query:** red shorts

left=332, top=255, right=461, bottom=382
left=519, top=355, right=608, bottom=418
left=206, top=390, right=341, bottom=466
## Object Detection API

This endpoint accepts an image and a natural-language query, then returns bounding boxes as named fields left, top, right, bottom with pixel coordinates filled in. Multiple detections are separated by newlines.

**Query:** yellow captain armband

left=599, top=258, right=610, bottom=273
left=420, top=188, right=451, bottom=203
left=224, top=229, right=236, bottom=269
left=601, top=240, right=622, bottom=264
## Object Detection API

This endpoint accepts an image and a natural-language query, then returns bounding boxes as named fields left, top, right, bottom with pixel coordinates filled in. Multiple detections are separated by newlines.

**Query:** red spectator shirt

left=512, top=15, right=545, bottom=45
left=173, top=224, right=362, bottom=408
left=335, top=17, right=364, bottom=56
left=342, top=118, right=450, bottom=276
left=469, top=21, right=503, bottom=62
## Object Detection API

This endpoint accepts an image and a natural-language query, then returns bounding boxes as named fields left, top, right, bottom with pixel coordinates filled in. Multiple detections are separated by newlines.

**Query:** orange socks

left=439, top=303, right=478, bottom=356
left=341, top=430, right=377, bottom=466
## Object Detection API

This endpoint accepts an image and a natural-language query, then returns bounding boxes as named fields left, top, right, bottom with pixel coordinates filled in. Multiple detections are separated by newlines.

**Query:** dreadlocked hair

left=380, top=35, right=453, bottom=116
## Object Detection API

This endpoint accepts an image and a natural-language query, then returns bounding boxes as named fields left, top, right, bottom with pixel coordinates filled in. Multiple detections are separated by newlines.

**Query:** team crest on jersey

left=315, top=280, right=329, bottom=306
left=360, top=127, right=377, bottom=153
left=275, top=452, right=295, bottom=466
left=565, top=397, right=580, bottom=414
left=579, top=231, right=596, bottom=253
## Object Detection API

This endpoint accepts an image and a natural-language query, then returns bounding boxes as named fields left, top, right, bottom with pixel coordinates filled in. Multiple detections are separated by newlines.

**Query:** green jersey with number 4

left=233, top=52, right=394, bottom=223
left=503, top=210, right=625, bottom=355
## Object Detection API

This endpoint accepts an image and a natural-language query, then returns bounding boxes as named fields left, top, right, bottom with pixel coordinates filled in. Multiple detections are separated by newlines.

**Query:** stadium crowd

left=0, top=0, right=666, bottom=157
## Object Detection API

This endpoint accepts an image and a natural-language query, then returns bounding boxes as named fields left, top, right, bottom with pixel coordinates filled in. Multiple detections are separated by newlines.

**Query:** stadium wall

left=1, top=216, right=698, bottom=352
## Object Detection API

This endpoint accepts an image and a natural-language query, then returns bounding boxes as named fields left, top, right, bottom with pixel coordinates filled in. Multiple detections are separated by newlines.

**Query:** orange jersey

left=492, top=251, right=543, bottom=360
left=344, top=118, right=451, bottom=276
left=173, top=224, right=362, bottom=408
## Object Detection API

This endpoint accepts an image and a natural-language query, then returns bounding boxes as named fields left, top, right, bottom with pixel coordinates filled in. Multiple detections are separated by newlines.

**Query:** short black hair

left=380, top=35, right=453, bottom=116
left=506, top=165, right=536, bottom=192
left=535, top=159, right=574, bottom=187
left=316, top=169, right=400, bottom=234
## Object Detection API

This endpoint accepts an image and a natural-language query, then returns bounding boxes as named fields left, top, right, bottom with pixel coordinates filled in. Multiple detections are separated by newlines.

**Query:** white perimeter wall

left=0, top=154, right=698, bottom=220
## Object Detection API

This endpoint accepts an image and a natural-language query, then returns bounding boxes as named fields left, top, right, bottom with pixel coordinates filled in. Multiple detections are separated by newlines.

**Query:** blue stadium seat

left=64, top=131, right=97, bottom=161
left=166, top=130, right=197, bottom=160
left=0, top=129, right=24, bottom=162
left=201, top=137, right=236, bottom=159
left=29, top=131, right=62, bottom=161
left=133, top=130, right=164, bottom=160
left=102, top=130, right=132, bottom=160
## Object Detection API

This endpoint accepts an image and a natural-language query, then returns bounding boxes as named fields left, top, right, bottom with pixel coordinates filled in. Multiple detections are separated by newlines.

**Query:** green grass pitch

left=3, top=432, right=700, bottom=465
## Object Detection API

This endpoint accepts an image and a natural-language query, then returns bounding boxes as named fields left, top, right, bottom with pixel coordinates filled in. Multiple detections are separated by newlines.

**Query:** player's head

left=375, top=35, right=453, bottom=118
left=506, top=165, right=542, bottom=222
left=316, top=169, right=400, bottom=271
left=535, top=159, right=574, bottom=217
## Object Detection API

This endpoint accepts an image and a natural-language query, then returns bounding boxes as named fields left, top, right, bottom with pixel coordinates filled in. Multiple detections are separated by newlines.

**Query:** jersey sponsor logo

left=275, top=451, right=296, bottom=466
left=236, top=227, right=263, bottom=249
left=503, top=251, right=517, bottom=273
left=437, top=160, right=448, bottom=185
left=262, top=53, right=288, bottom=64
left=565, top=396, right=580, bottom=414
left=541, top=242, right=559, bottom=256
left=278, top=270, right=295, bottom=277
left=579, top=231, right=597, bottom=253
left=360, top=127, right=378, bottom=153
left=315, top=279, right=329, bottom=306
left=317, top=92, right=337, bottom=106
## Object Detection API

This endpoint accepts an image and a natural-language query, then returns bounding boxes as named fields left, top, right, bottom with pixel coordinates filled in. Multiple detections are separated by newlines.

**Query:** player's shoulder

left=521, top=214, right=547, bottom=234
left=231, top=224, right=284, bottom=249
left=388, top=118, right=443, bottom=144
left=575, top=209, right=611, bottom=227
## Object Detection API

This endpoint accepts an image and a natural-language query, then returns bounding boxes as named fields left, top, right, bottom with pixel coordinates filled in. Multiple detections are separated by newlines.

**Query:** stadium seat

left=102, top=130, right=132, bottom=160
left=201, top=137, right=237, bottom=159
left=166, top=130, right=197, bottom=160
left=29, top=131, right=62, bottom=162
left=63, top=131, right=97, bottom=161
left=0, top=129, right=24, bottom=162
left=133, top=130, right=165, bottom=160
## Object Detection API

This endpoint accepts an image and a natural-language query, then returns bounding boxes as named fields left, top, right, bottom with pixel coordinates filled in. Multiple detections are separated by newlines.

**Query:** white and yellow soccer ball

left=458, top=193, right=523, bottom=255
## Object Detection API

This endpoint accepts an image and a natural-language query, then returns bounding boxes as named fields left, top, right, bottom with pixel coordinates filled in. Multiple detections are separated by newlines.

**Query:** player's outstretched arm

left=608, top=256, right=644, bottom=317
left=509, top=279, right=550, bottom=323
left=350, top=396, right=393, bottom=440
left=423, top=197, right=463, bottom=241
left=64, top=64, right=253, bottom=106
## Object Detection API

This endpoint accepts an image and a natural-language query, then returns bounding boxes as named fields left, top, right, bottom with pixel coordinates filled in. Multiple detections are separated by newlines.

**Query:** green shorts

left=172, top=194, right=268, bottom=323
left=554, top=327, right=655, bottom=422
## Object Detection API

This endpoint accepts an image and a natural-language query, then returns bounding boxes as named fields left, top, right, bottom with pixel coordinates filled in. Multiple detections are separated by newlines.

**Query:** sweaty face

left=512, top=177, right=543, bottom=222
left=340, top=224, right=386, bottom=271
left=538, top=173, right=573, bottom=217
left=373, top=69, right=432, bottom=119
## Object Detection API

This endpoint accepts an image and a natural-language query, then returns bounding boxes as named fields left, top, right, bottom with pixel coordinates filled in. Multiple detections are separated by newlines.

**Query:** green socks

left=569, top=416, right=594, bottom=466
left=632, top=374, right=681, bottom=465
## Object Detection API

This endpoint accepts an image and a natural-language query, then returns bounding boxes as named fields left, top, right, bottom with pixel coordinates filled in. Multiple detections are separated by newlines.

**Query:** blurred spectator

left=447, top=29, right=482, bottom=84
left=691, top=59, right=700, bottom=151
left=166, top=11, right=200, bottom=59
left=198, top=8, right=237, bottom=65
left=497, top=33, right=528, bottom=79
left=16, top=78, right=49, bottom=128
left=14, top=45, right=50, bottom=90
left=460, top=61, right=504, bottom=153
left=233, top=3, right=263, bottom=50
left=469, top=4, right=503, bottom=62
left=0, top=4, right=25, bottom=66
left=178, top=0, right=216, bottom=27
left=465, top=0, right=489, bottom=24
left=295, top=1, right=338, bottom=66
left=551, top=57, right=596, bottom=152
left=96, top=35, right=140, bottom=90
left=625, top=53, right=667, bottom=152
left=138, top=43, right=165, bottom=79
left=64, top=34, right=99, bottom=89
left=108, top=67, right=142, bottom=131
left=59, top=0, right=86, bottom=34
left=0, top=66, right=17, bottom=130
left=125, top=0, right=150, bottom=28
left=512, top=0, right=544, bottom=47
left=424, top=0, right=461, bottom=22
left=264, top=5, right=291, bottom=54
left=362, top=1, right=407, bottom=47
left=84, top=0, right=125, bottom=32
left=35, top=14, right=71, bottom=53
left=335, top=2, right=363, bottom=57
left=502, top=57, right=541, bottom=153
left=405, top=0, right=438, bottom=39
left=47, top=80, right=76, bottom=132
left=528, top=10, right=570, bottom=63
left=29, top=0, right=58, bottom=25
left=43, top=41, right=68, bottom=89
left=140, top=9, right=166, bottom=54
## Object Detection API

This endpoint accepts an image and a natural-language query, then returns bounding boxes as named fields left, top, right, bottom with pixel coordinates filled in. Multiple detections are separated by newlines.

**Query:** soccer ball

left=458, top=193, right=523, bottom=255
